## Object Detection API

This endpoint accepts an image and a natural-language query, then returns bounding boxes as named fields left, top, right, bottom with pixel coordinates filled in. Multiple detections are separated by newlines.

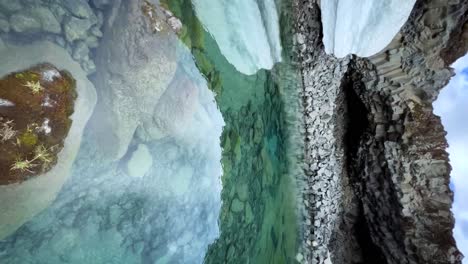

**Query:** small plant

left=0, top=118, right=17, bottom=142
left=23, top=80, right=44, bottom=94
left=33, top=144, right=54, bottom=169
left=10, top=158, right=36, bottom=173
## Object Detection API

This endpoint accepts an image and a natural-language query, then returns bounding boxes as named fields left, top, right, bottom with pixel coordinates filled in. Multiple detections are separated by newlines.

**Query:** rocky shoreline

left=292, top=0, right=467, bottom=263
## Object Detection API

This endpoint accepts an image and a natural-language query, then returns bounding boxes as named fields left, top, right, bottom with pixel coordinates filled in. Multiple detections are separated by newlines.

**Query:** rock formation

left=89, top=0, right=178, bottom=161
left=292, top=0, right=467, bottom=263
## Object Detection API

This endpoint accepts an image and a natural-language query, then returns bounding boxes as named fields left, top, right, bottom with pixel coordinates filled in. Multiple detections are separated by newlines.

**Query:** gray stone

left=90, top=26, right=103, bottom=37
left=63, top=16, right=93, bottom=42
left=237, top=183, right=249, bottom=201
left=0, top=0, right=22, bottom=12
left=30, top=7, right=62, bottom=34
left=231, top=198, right=244, bottom=213
left=245, top=202, right=254, bottom=223
left=9, top=14, right=41, bottom=33
left=82, top=59, right=96, bottom=74
left=72, top=41, right=89, bottom=60
left=50, top=4, right=67, bottom=21
left=63, top=0, right=94, bottom=19
left=0, top=18, right=9, bottom=33
left=85, top=35, right=99, bottom=48
left=88, top=0, right=177, bottom=160
left=92, top=0, right=111, bottom=9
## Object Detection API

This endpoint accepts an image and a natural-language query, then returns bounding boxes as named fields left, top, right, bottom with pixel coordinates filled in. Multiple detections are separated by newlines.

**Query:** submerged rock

left=0, top=63, right=76, bottom=185
left=9, top=14, right=41, bottom=33
left=126, top=144, right=153, bottom=178
left=63, top=16, right=95, bottom=42
left=63, top=0, right=94, bottom=19
left=90, top=0, right=178, bottom=161
left=137, top=68, right=200, bottom=142
left=0, top=0, right=22, bottom=13
left=0, top=41, right=96, bottom=240
left=0, top=15, right=9, bottom=33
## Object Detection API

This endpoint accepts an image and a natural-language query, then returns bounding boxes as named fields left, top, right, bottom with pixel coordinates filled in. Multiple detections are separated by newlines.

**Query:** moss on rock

left=0, top=63, right=77, bottom=185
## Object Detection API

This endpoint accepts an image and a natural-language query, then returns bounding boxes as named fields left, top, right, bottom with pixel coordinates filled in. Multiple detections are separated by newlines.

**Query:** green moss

left=18, top=130, right=38, bottom=147
left=14, top=71, right=39, bottom=82
left=193, top=49, right=214, bottom=76
left=1, top=63, right=77, bottom=184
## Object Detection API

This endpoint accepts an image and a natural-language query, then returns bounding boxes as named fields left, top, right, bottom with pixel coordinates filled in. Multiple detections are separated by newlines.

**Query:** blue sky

left=434, top=54, right=468, bottom=261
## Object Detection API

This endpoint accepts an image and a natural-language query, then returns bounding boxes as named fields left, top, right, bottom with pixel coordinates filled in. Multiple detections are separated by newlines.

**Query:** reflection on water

left=0, top=0, right=302, bottom=263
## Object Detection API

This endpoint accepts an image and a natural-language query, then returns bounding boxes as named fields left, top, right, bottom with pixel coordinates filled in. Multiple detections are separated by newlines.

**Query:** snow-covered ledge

left=191, top=0, right=282, bottom=75
left=321, top=0, right=416, bottom=58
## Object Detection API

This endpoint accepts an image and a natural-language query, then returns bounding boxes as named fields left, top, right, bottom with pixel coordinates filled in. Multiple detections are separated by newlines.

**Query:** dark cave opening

left=343, top=73, right=388, bottom=264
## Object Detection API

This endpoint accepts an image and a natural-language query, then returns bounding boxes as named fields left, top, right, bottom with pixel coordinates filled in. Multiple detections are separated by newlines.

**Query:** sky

left=433, top=54, right=468, bottom=262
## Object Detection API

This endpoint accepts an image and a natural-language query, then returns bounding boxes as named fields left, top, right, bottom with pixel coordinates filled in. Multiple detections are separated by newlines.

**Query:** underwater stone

left=0, top=17, right=9, bottom=33
left=126, top=144, right=153, bottom=178
left=63, top=16, right=93, bottom=42
left=88, top=0, right=177, bottom=160
left=63, top=0, right=94, bottom=19
left=9, top=14, right=41, bottom=33
left=72, top=41, right=89, bottom=61
left=85, top=35, right=99, bottom=48
left=237, top=183, right=249, bottom=201
left=231, top=198, right=244, bottom=213
left=29, top=7, right=62, bottom=34
left=245, top=202, right=254, bottom=223
left=81, top=59, right=96, bottom=74
left=91, top=0, right=111, bottom=10
left=0, top=0, right=22, bottom=13
left=90, top=25, right=103, bottom=38
left=169, top=165, right=193, bottom=196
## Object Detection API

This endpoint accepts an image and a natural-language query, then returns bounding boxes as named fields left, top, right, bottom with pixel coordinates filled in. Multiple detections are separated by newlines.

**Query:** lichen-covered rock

left=0, top=41, right=96, bottom=240
left=0, top=63, right=76, bottom=185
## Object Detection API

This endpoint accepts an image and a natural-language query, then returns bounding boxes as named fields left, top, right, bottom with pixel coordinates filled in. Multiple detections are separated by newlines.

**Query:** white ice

left=321, top=0, right=416, bottom=58
left=191, top=0, right=282, bottom=75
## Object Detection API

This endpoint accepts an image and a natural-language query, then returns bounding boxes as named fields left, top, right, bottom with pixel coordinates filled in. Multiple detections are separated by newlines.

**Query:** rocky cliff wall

left=292, top=0, right=468, bottom=263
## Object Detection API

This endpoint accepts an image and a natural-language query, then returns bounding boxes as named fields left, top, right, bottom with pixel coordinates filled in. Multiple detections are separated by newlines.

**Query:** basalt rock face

left=292, top=0, right=467, bottom=263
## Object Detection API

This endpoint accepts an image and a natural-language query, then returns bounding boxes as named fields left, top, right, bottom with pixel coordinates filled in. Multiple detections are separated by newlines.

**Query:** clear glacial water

left=0, top=0, right=302, bottom=263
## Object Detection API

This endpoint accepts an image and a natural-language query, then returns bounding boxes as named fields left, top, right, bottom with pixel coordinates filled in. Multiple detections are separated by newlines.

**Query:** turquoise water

left=0, top=0, right=302, bottom=263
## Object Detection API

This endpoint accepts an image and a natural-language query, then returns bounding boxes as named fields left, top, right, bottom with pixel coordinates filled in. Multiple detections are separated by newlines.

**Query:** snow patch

left=0, top=98, right=14, bottom=107
left=191, top=0, right=282, bottom=75
left=41, top=95, right=54, bottom=107
left=321, top=0, right=416, bottom=58
left=39, top=118, right=52, bottom=135
left=41, top=69, right=61, bottom=82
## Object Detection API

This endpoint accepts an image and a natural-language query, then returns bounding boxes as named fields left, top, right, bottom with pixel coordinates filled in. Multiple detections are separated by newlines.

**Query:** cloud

left=434, top=54, right=468, bottom=262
